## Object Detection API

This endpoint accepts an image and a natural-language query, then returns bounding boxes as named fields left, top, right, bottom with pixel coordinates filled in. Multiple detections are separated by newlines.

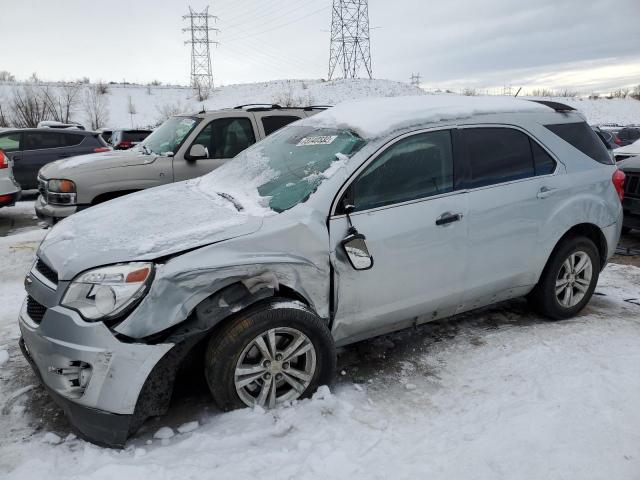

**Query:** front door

left=329, top=129, right=469, bottom=346
left=173, top=116, right=258, bottom=181
left=19, top=131, right=73, bottom=189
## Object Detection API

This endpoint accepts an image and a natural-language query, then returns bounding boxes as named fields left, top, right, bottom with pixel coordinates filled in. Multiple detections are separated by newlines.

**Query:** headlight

left=61, top=262, right=154, bottom=322
left=47, top=179, right=76, bottom=206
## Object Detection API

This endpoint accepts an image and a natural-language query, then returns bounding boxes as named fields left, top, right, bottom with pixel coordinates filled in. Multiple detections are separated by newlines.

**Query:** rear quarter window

left=545, top=122, right=613, bottom=165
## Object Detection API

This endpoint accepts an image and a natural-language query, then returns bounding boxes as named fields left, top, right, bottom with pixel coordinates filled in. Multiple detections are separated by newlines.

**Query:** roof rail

left=528, top=100, right=576, bottom=112
left=303, top=105, right=332, bottom=111
left=233, top=104, right=282, bottom=111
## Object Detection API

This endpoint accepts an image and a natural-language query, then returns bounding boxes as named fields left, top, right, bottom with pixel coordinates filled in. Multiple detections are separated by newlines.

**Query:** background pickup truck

left=35, top=105, right=325, bottom=222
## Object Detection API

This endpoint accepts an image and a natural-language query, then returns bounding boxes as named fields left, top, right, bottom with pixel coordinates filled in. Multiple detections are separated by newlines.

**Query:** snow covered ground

left=1, top=78, right=639, bottom=130
left=1, top=203, right=640, bottom=479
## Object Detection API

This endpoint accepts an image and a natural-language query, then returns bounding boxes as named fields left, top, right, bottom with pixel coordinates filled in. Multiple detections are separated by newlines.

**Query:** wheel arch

left=91, top=189, right=140, bottom=205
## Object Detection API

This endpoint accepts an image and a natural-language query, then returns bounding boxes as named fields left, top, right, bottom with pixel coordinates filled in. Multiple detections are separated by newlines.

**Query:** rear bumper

left=0, top=177, right=20, bottom=207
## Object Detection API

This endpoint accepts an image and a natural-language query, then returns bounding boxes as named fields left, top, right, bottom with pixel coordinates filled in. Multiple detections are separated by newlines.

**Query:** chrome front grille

left=35, top=258, right=58, bottom=286
left=37, top=177, right=47, bottom=197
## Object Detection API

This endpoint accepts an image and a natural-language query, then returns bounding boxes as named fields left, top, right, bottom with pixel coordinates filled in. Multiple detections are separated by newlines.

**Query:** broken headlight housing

left=61, top=262, right=154, bottom=322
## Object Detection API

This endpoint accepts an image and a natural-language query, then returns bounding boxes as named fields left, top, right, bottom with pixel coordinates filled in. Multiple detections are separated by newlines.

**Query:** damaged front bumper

left=18, top=291, right=174, bottom=447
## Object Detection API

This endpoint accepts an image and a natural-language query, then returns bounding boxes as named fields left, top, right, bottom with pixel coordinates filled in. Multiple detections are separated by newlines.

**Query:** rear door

left=173, top=113, right=258, bottom=181
left=458, top=126, right=558, bottom=310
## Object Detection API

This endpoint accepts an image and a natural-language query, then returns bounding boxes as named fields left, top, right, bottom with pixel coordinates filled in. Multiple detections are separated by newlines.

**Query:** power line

left=183, top=6, right=219, bottom=90
left=328, top=0, right=372, bottom=80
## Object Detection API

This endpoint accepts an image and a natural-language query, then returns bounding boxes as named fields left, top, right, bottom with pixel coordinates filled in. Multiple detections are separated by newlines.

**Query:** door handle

left=435, top=212, right=463, bottom=226
left=537, top=186, right=558, bottom=199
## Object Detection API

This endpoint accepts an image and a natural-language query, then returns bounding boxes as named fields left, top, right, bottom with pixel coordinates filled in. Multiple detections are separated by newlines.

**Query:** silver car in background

left=0, top=149, right=21, bottom=208
left=19, top=96, right=624, bottom=446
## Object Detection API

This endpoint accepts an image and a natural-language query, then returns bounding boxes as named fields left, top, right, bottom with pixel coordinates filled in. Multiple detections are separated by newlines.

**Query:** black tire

left=621, top=226, right=632, bottom=235
left=204, top=298, right=336, bottom=411
left=528, top=236, right=600, bottom=320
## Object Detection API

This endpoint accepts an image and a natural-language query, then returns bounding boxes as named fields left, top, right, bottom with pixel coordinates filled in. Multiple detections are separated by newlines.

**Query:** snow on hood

left=299, top=94, right=550, bottom=139
left=43, top=150, right=156, bottom=175
left=38, top=179, right=263, bottom=280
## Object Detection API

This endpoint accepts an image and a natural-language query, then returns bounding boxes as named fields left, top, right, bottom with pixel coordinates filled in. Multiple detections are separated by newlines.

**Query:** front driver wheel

left=204, top=299, right=335, bottom=411
left=528, top=236, right=600, bottom=320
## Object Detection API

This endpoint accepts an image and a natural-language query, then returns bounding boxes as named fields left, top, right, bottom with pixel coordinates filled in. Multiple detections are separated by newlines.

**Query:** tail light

left=0, top=150, right=7, bottom=169
left=118, top=141, right=132, bottom=149
left=612, top=169, right=626, bottom=202
left=93, top=147, right=110, bottom=153
left=614, top=136, right=622, bottom=146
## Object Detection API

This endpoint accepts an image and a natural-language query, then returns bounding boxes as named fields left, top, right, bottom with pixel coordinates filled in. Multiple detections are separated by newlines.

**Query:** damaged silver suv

left=20, top=96, right=624, bottom=447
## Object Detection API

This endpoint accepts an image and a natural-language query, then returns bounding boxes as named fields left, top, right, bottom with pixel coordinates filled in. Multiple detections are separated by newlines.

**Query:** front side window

left=191, top=117, right=256, bottom=159
left=462, top=127, right=534, bottom=188
left=141, top=116, right=200, bottom=155
left=0, top=132, right=22, bottom=152
left=347, top=130, right=454, bottom=212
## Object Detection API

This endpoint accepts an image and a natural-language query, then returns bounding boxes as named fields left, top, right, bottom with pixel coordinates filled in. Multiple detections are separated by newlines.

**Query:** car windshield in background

left=141, top=116, right=200, bottom=155
left=200, top=126, right=366, bottom=213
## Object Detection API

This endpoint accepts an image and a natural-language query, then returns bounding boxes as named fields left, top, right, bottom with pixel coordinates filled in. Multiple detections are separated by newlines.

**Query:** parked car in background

left=110, top=129, right=153, bottom=150
left=36, top=105, right=326, bottom=223
left=97, top=129, right=113, bottom=145
left=0, top=129, right=110, bottom=189
left=618, top=155, right=640, bottom=233
left=592, top=126, right=620, bottom=150
left=0, top=149, right=21, bottom=207
left=613, top=139, right=640, bottom=162
left=21, top=96, right=623, bottom=446
left=616, top=127, right=640, bottom=147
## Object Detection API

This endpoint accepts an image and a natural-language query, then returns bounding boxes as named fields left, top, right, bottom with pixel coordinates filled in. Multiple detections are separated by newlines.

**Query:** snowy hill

left=1, top=79, right=639, bottom=130
left=0, top=79, right=424, bottom=130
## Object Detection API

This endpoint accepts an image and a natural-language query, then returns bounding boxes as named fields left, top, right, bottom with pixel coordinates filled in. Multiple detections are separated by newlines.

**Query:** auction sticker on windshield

left=297, top=135, right=338, bottom=146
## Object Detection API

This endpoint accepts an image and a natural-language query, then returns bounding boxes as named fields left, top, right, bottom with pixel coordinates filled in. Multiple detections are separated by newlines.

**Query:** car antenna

left=199, top=104, right=206, bottom=114
left=514, top=87, right=522, bottom=97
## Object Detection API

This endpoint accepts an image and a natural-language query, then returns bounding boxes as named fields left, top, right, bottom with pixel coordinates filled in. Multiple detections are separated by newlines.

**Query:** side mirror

left=188, top=144, right=208, bottom=160
left=342, top=232, right=373, bottom=270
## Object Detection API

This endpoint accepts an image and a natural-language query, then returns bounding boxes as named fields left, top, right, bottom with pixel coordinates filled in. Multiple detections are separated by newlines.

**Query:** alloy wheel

left=555, top=250, right=593, bottom=308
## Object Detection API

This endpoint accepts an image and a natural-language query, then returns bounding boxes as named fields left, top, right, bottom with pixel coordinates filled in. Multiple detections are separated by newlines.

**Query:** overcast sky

left=1, top=0, right=639, bottom=93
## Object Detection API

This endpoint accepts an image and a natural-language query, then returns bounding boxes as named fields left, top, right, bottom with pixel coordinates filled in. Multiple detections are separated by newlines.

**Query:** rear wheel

left=204, top=299, right=335, bottom=411
left=528, top=236, right=600, bottom=320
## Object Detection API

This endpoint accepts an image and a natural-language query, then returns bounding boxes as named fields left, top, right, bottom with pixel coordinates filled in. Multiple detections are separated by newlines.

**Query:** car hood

left=614, top=140, right=640, bottom=156
left=619, top=155, right=640, bottom=173
left=38, top=179, right=264, bottom=280
left=40, top=150, right=158, bottom=178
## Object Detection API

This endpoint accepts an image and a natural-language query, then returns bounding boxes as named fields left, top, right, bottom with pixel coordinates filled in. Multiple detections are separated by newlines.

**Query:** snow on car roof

left=300, top=94, right=551, bottom=139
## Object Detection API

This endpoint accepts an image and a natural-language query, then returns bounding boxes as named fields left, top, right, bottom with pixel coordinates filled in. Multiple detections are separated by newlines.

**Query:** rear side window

left=24, top=132, right=66, bottom=150
left=462, top=128, right=534, bottom=188
left=62, top=133, right=84, bottom=147
left=545, top=122, right=613, bottom=165
left=262, top=116, right=301, bottom=136
left=532, top=142, right=556, bottom=175
left=0, top=132, right=22, bottom=152
left=122, top=131, right=151, bottom=142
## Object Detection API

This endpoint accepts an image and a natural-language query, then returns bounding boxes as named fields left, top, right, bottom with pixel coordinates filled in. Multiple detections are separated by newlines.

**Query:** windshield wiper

left=216, top=192, right=244, bottom=212
left=141, top=145, right=152, bottom=155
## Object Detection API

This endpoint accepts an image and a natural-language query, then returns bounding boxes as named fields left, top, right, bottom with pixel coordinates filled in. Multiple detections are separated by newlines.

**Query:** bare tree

left=83, top=85, right=109, bottom=130
left=10, top=86, right=50, bottom=127
left=631, top=85, right=640, bottom=101
left=0, top=71, right=15, bottom=82
left=0, top=102, right=10, bottom=127
left=41, top=84, right=82, bottom=124
left=156, top=101, right=187, bottom=124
